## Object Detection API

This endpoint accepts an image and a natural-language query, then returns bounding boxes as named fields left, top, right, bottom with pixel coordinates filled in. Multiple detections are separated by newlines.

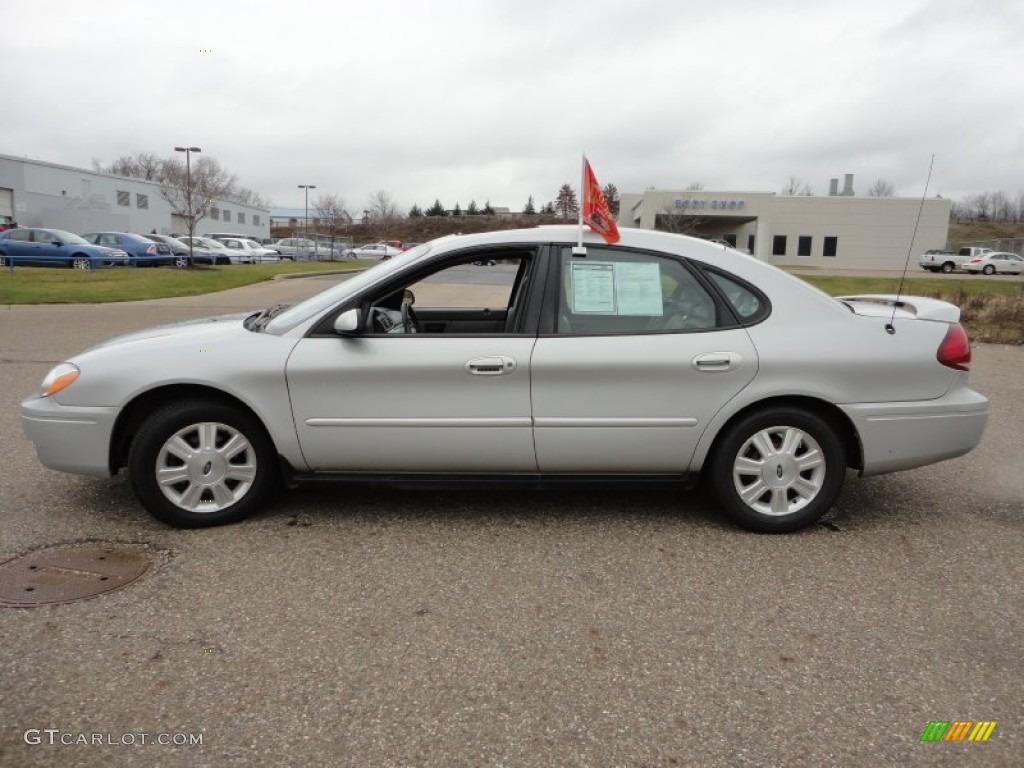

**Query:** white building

left=620, top=176, right=951, bottom=270
left=0, top=153, right=269, bottom=238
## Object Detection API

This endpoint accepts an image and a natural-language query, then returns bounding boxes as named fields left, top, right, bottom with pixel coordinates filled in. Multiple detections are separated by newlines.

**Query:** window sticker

left=571, top=262, right=616, bottom=313
left=569, top=260, right=663, bottom=316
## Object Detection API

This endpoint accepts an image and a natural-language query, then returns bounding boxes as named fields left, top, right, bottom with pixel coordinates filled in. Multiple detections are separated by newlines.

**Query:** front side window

left=556, top=247, right=717, bottom=334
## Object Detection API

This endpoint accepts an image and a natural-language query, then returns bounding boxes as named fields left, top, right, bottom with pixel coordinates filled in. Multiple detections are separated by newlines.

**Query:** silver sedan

left=21, top=226, right=988, bottom=532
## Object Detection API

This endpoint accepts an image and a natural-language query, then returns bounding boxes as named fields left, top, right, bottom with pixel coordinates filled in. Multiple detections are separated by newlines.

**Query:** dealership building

left=618, top=175, right=952, bottom=270
left=0, top=153, right=269, bottom=239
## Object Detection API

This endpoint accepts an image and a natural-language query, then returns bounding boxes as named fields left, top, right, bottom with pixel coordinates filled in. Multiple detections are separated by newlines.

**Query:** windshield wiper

left=247, top=303, right=291, bottom=331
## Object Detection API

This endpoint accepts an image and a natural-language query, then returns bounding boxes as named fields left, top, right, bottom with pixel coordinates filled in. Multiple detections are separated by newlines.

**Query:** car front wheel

left=708, top=408, right=846, bottom=533
left=71, top=257, right=91, bottom=270
left=982, top=265, right=995, bottom=275
left=128, top=400, right=278, bottom=528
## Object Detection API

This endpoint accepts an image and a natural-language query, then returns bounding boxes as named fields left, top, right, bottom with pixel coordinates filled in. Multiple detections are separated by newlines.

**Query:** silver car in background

left=21, top=226, right=988, bottom=532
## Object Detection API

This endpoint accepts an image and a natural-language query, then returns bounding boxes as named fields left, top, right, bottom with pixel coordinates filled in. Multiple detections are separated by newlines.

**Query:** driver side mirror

left=333, top=308, right=362, bottom=335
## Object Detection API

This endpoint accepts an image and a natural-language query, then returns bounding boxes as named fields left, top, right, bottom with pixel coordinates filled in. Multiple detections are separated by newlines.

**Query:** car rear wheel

left=708, top=407, right=846, bottom=532
left=128, top=400, right=278, bottom=528
left=940, top=262, right=954, bottom=273
left=174, top=256, right=190, bottom=269
left=983, top=265, right=995, bottom=275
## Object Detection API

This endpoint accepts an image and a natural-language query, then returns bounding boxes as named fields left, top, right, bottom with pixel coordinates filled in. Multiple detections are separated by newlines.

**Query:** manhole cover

left=0, top=543, right=157, bottom=607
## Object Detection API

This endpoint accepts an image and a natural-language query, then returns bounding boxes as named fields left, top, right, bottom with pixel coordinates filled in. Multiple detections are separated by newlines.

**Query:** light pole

left=298, top=184, right=316, bottom=259
left=174, top=146, right=201, bottom=267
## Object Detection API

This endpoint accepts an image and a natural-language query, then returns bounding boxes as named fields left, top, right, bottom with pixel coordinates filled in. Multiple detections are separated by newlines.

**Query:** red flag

left=582, top=158, right=620, bottom=244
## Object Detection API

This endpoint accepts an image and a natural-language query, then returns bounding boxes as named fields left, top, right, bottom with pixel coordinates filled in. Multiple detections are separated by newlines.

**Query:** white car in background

left=20, top=226, right=988, bottom=533
left=344, top=242, right=403, bottom=260
left=178, top=236, right=243, bottom=265
left=214, top=237, right=281, bottom=263
left=963, top=251, right=1024, bottom=275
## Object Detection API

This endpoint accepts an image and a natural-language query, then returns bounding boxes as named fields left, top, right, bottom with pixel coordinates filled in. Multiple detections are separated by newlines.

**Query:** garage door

left=0, top=188, right=13, bottom=219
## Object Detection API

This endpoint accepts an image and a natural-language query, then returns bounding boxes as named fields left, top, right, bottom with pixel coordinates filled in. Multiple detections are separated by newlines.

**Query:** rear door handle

left=692, top=352, right=742, bottom=372
left=466, top=356, right=517, bottom=375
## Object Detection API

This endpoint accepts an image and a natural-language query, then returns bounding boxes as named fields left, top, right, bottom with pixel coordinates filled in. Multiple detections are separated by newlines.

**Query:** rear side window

left=705, top=269, right=770, bottom=324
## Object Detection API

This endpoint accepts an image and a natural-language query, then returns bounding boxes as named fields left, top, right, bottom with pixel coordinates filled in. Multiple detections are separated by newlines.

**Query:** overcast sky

left=7, top=0, right=1023, bottom=213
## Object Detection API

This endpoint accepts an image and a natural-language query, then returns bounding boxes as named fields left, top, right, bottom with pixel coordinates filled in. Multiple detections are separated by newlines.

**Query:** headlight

left=40, top=363, right=80, bottom=397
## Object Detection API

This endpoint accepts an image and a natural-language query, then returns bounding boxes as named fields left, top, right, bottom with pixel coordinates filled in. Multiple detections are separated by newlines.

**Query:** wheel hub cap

left=155, top=422, right=256, bottom=514
left=732, top=426, right=826, bottom=517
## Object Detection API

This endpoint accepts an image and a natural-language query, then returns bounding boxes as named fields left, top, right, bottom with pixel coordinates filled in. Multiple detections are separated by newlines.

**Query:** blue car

left=0, top=228, right=130, bottom=269
left=82, top=232, right=174, bottom=267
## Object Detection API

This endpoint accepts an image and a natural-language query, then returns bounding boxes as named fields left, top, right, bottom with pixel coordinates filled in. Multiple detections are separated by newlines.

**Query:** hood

left=80, top=312, right=253, bottom=353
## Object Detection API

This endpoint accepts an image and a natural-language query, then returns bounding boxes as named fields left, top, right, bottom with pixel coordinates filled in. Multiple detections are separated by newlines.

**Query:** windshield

left=264, top=242, right=433, bottom=333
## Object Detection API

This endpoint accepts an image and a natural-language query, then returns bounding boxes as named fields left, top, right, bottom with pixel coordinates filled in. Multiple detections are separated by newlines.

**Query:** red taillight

left=937, top=323, right=971, bottom=371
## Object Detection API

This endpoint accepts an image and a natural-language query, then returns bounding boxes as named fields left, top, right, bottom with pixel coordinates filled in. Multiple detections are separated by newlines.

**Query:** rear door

left=530, top=245, right=758, bottom=473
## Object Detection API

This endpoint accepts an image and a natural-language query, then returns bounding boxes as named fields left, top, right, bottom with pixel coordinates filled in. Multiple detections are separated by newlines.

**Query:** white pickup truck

left=919, top=247, right=994, bottom=273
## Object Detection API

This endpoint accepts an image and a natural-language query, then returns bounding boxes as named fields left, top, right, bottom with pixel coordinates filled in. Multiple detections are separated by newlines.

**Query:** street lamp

left=174, top=146, right=201, bottom=266
left=298, top=184, right=316, bottom=258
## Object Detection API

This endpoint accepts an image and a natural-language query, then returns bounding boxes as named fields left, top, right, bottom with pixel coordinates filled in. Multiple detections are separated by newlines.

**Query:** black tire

left=707, top=407, right=846, bottom=533
left=128, top=400, right=278, bottom=528
left=983, top=265, right=995, bottom=275
left=940, top=262, right=954, bottom=273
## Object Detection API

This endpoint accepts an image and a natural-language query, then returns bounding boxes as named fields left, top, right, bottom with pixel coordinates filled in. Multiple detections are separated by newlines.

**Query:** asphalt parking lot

left=0, top=276, right=1021, bottom=767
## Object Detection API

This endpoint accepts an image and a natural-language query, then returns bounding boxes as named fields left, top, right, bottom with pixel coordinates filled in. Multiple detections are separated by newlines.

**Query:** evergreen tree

left=483, top=200, right=495, bottom=216
left=601, top=183, right=620, bottom=216
left=540, top=201, right=556, bottom=215
left=466, top=200, right=479, bottom=215
left=554, top=184, right=579, bottom=219
left=408, top=203, right=423, bottom=218
left=425, top=199, right=446, bottom=217
left=453, top=202, right=462, bottom=216
left=523, top=195, right=537, bottom=215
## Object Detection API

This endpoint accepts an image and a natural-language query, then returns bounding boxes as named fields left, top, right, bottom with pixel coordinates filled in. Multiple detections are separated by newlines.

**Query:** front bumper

left=21, top=396, right=119, bottom=477
left=840, top=387, right=989, bottom=476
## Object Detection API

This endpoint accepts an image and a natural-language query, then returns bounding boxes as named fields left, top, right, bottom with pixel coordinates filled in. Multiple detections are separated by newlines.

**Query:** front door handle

left=692, top=352, right=742, bottom=372
left=465, top=356, right=517, bottom=375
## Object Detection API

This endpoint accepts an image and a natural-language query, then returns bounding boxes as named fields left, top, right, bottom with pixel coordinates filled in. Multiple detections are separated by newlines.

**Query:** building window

left=136, top=193, right=148, bottom=210
left=798, top=236, right=812, bottom=257
left=237, top=212, right=245, bottom=224
left=117, top=190, right=130, bottom=207
left=772, top=235, right=787, bottom=256
left=823, top=236, right=838, bottom=257
left=210, top=207, right=220, bottom=221
left=747, top=235, right=755, bottom=254
left=223, top=209, right=230, bottom=222
left=724, top=234, right=737, bottom=248
left=253, top=215, right=261, bottom=226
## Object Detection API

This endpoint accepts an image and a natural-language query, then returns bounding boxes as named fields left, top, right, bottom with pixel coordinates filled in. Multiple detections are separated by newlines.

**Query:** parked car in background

left=178, top=236, right=241, bottom=265
left=20, top=226, right=988, bottom=532
left=82, top=232, right=173, bottom=267
left=215, top=237, right=281, bottom=263
left=400, top=242, right=422, bottom=252
left=963, top=251, right=1024, bottom=275
left=0, top=228, right=130, bottom=269
left=0, top=215, right=15, bottom=232
left=143, top=234, right=220, bottom=267
left=267, top=238, right=320, bottom=260
left=919, top=247, right=994, bottom=273
left=344, top=243, right=403, bottom=260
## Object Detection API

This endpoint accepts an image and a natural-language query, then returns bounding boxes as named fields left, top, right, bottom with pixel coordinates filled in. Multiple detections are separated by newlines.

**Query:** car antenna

left=887, top=154, right=935, bottom=335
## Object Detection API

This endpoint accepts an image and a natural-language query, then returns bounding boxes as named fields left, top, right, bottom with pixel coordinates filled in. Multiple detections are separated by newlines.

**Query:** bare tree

left=314, top=193, right=350, bottom=247
left=601, top=183, right=620, bottom=216
left=367, top=190, right=401, bottom=223
left=654, top=203, right=707, bottom=236
left=867, top=178, right=895, bottom=197
left=96, top=152, right=167, bottom=181
left=781, top=176, right=813, bottom=196
left=159, top=156, right=237, bottom=245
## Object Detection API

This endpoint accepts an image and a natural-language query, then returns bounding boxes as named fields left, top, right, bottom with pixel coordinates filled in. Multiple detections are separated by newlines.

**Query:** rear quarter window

left=704, top=269, right=771, bottom=325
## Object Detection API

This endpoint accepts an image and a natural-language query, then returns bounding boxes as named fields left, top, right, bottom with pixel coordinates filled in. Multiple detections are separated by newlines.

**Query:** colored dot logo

left=200, top=49, right=213, bottom=53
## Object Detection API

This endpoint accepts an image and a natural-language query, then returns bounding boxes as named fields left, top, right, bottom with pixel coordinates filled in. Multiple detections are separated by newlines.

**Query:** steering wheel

left=401, top=302, right=421, bottom=334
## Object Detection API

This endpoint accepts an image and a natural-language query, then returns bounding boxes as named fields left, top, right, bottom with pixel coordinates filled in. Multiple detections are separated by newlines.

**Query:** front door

left=286, top=248, right=541, bottom=473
